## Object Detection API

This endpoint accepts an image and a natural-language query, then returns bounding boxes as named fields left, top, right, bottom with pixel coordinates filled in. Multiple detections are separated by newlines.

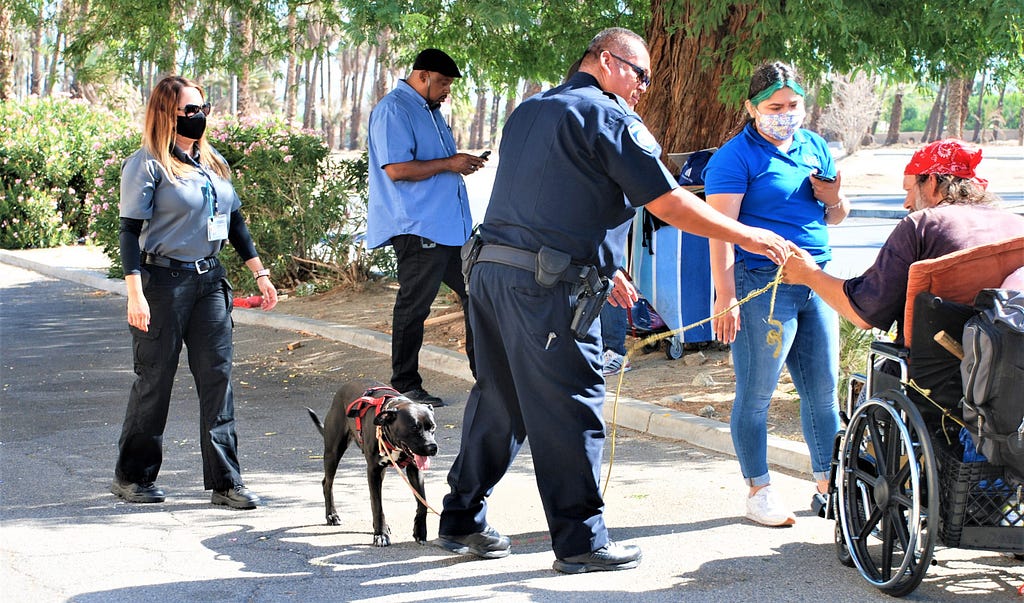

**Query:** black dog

left=306, top=379, right=438, bottom=546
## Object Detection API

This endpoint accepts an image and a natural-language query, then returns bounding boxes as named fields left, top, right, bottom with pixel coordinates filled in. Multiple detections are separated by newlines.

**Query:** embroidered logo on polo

left=627, top=121, right=658, bottom=154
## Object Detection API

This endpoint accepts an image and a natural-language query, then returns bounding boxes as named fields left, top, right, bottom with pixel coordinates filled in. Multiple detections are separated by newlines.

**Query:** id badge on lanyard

left=204, top=179, right=228, bottom=241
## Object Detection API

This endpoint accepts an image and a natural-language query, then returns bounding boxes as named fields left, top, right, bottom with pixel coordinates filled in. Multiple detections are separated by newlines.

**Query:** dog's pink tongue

left=414, top=454, right=431, bottom=470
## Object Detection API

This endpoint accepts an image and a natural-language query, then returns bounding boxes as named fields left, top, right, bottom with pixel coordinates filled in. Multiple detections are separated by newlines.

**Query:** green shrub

left=87, top=116, right=380, bottom=289
left=0, top=96, right=130, bottom=248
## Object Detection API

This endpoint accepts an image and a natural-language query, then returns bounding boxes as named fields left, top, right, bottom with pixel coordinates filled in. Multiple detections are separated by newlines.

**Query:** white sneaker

left=602, top=350, right=632, bottom=376
left=745, top=486, right=796, bottom=526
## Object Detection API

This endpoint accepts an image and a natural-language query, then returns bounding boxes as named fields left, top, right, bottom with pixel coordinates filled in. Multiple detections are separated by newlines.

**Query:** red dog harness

left=345, top=386, right=412, bottom=468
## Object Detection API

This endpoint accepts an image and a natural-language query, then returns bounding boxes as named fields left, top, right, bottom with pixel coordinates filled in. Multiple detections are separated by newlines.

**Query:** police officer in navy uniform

left=434, top=27, right=789, bottom=573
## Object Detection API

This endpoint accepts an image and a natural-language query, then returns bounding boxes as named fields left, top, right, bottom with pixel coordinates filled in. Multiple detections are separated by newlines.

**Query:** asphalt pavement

left=3, top=144, right=1023, bottom=601
left=2, top=247, right=1022, bottom=601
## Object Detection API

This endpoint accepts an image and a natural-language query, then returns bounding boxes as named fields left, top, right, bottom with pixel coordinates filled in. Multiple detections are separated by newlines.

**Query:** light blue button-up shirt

left=366, top=80, right=472, bottom=249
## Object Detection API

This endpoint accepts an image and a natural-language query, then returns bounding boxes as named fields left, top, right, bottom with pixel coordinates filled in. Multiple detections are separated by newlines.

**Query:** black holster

left=460, top=231, right=483, bottom=286
left=570, top=265, right=611, bottom=340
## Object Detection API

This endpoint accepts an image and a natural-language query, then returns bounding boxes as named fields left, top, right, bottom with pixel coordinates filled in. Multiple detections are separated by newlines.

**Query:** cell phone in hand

left=479, top=150, right=491, bottom=159
left=812, top=172, right=835, bottom=183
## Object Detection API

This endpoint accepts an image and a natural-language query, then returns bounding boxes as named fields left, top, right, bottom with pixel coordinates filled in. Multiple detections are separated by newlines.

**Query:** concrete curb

left=0, top=248, right=812, bottom=477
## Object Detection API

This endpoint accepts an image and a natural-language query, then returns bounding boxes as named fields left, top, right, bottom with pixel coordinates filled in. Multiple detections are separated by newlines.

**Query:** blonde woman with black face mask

left=111, top=75, right=276, bottom=510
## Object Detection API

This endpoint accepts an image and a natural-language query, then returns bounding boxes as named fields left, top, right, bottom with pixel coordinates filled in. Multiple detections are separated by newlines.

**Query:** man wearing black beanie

left=366, top=49, right=486, bottom=407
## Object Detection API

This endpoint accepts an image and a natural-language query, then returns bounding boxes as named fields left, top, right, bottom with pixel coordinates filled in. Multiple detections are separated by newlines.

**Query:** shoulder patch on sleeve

left=627, top=121, right=658, bottom=154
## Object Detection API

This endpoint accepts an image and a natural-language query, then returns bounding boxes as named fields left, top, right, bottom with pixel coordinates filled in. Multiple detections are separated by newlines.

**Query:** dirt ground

left=273, top=281, right=807, bottom=442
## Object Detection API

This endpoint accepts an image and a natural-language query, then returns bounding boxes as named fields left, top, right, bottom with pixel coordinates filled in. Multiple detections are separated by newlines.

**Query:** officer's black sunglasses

left=179, top=103, right=212, bottom=117
left=605, top=51, right=651, bottom=88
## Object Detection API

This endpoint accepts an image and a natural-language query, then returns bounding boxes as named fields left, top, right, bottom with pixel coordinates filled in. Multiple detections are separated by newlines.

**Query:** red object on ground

left=233, top=295, right=263, bottom=308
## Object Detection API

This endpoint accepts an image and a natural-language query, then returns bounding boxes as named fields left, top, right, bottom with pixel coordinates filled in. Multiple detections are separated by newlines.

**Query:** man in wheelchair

left=779, top=139, right=1023, bottom=596
left=780, top=138, right=1023, bottom=346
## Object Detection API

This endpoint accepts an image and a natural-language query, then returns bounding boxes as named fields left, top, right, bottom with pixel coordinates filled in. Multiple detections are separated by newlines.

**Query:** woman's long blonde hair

left=143, top=75, right=231, bottom=182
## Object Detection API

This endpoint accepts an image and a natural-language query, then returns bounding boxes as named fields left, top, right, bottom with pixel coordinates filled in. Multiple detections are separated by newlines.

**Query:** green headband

left=749, top=79, right=805, bottom=105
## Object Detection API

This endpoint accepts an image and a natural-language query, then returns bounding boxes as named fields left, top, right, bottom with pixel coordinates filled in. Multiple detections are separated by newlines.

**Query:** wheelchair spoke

left=866, top=411, right=889, bottom=476
left=886, top=505, right=912, bottom=552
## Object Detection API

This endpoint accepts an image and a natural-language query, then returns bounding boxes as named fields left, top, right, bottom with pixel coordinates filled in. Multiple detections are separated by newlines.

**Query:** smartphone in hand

left=811, top=172, right=835, bottom=183
left=479, top=150, right=491, bottom=159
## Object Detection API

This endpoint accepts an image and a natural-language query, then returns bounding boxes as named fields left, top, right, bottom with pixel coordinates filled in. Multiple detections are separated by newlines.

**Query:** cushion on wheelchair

left=904, top=236, right=1024, bottom=348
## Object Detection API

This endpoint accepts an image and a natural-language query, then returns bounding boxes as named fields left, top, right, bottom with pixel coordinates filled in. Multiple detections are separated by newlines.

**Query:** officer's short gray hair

left=585, top=27, right=647, bottom=60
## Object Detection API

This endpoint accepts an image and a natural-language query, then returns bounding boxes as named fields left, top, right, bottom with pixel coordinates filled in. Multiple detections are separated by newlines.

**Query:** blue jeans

left=730, top=262, right=840, bottom=486
left=600, top=302, right=628, bottom=355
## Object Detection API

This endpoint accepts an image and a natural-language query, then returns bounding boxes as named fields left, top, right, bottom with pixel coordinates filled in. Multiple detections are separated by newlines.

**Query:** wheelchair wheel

left=836, top=390, right=938, bottom=597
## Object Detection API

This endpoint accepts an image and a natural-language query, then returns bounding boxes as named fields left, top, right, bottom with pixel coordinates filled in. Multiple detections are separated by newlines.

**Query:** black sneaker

left=110, top=478, right=166, bottom=503
left=435, top=525, right=511, bottom=559
left=402, top=388, right=445, bottom=407
left=212, top=485, right=260, bottom=509
left=553, top=541, right=642, bottom=574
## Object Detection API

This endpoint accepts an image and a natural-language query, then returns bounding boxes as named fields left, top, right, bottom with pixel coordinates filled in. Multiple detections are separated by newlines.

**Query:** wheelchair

left=821, top=239, right=1024, bottom=597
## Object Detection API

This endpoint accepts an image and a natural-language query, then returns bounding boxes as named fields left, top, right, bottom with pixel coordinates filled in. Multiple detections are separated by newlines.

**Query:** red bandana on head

left=904, top=139, right=988, bottom=189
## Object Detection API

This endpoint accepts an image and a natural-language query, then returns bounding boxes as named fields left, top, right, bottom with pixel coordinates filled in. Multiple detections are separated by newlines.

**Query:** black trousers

left=389, top=235, right=476, bottom=391
left=439, top=262, right=609, bottom=559
left=114, top=264, right=244, bottom=491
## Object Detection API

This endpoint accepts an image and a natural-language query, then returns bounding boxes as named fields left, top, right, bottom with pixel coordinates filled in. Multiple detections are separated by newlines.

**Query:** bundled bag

left=627, top=297, right=666, bottom=336
left=960, top=288, right=1024, bottom=485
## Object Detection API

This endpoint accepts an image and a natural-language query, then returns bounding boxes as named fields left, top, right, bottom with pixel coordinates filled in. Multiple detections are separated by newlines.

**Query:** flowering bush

left=0, top=96, right=130, bottom=248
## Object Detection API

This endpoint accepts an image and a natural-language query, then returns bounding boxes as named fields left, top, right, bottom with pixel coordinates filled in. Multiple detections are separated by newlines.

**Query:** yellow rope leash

left=603, top=256, right=791, bottom=498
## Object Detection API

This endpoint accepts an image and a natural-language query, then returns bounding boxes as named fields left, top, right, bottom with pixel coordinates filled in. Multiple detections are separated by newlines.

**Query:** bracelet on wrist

left=824, top=200, right=844, bottom=212
left=253, top=268, right=271, bottom=280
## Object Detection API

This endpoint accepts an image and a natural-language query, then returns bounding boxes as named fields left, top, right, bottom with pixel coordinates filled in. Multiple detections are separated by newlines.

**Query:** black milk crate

left=938, top=446, right=1023, bottom=552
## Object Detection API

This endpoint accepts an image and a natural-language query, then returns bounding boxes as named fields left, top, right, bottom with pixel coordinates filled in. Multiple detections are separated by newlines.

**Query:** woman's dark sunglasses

left=606, top=51, right=651, bottom=87
left=180, top=103, right=212, bottom=117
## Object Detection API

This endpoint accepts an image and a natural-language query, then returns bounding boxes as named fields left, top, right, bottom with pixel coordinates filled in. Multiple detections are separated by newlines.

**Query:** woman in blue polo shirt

left=705, top=61, right=847, bottom=526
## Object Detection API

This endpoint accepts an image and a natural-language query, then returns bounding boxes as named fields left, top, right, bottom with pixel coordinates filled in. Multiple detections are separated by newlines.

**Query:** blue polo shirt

left=366, top=80, right=473, bottom=249
left=480, top=72, right=677, bottom=275
left=703, top=122, right=835, bottom=269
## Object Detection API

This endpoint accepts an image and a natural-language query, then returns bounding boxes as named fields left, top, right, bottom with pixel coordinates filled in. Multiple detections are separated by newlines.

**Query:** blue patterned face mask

left=755, top=110, right=805, bottom=141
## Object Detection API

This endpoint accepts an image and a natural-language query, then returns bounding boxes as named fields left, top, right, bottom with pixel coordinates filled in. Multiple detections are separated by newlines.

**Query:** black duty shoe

left=212, top=485, right=260, bottom=510
left=402, top=388, right=445, bottom=407
left=435, top=525, right=511, bottom=559
left=110, top=478, right=166, bottom=503
left=552, top=541, right=642, bottom=574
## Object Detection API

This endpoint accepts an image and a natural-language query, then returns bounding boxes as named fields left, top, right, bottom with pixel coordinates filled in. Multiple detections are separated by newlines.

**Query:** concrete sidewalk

left=0, top=246, right=815, bottom=476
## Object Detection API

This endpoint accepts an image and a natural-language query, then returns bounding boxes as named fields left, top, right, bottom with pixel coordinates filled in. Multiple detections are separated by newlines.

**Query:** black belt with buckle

left=475, top=244, right=585, bottom=284
left=143, top=252, right=220, bottom=274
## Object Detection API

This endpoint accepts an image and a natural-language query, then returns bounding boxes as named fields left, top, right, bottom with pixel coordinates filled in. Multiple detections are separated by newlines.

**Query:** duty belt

left=143, top=252, right=220, bottom=274
left=475, top=244, right=585, bottom=284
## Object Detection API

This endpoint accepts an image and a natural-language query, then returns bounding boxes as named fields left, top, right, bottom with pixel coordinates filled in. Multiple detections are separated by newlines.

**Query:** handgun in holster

left=570, top=265, right=611, bottom=340
left=460, top=231, right=483, bottom=287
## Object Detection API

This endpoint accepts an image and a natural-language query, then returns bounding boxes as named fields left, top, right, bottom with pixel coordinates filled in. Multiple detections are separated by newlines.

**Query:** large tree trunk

left=0, top=4, right=12, bottom=100
left=641, top=1, right=758, bottom=170
left=885, top=88, right=904, bottom=145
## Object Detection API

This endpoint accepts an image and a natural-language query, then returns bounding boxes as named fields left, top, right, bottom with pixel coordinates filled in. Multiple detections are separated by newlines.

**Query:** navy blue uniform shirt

left=480, top=72, right=678, bottom=275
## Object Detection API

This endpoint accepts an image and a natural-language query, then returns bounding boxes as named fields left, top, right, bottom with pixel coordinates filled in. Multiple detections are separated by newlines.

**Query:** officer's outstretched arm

left=646, top=188, right=788, bottom=265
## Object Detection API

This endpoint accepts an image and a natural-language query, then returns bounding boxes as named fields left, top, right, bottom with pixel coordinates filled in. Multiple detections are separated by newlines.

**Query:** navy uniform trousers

left=114, top=264, right=244, bottom=491
left=439, top=261, right=610, bottom=558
